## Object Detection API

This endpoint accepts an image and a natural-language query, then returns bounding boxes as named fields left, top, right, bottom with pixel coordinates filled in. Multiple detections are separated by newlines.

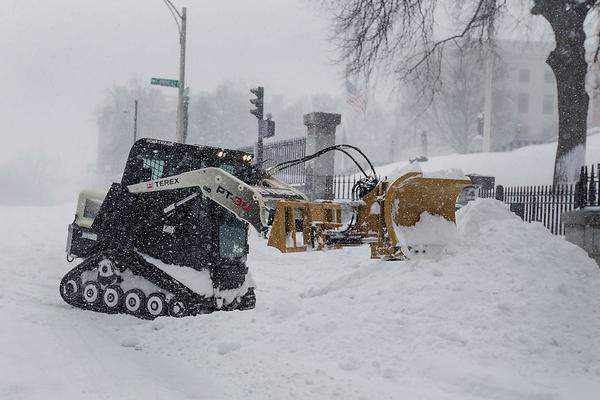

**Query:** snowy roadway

left=1, top=200, right=600, bottom=399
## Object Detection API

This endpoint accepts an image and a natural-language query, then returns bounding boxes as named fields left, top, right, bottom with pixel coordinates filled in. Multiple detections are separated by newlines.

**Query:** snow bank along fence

left=333, top=166, right=600, bottom=236
left=479, top=184, right=576, bottom=235
left=479, top=164, right=600, bottom=235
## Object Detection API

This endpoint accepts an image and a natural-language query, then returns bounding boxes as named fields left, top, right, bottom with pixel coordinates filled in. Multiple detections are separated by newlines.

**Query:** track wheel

left=146, top=293, right=166, bottom=318
left=102, top=285, right=123, bottom=311
left=168, top=297, right=187, bottom=317
left=222, top=297, right=240, bottom=311
left=97, top=259, right=116, bottom=285
left=82, top=281, right=102, bottom=305
left=237, top=288, right=256, bottom=310
left=60, top=277, right=81, bottom=303
left=124, top=289, right=146, bottom=315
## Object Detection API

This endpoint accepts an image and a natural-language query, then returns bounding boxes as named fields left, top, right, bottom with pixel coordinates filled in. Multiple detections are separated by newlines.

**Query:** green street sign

left=150, top=77, right=179, bottom=88
left=183, top=86, right=190, bottom=97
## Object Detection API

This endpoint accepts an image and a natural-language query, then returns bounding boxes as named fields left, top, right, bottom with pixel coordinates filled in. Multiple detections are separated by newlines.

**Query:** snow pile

left=1, top=202, right=600, bottom=399
left=457, top=198, right=520, bottom=243
left=142, top=253, right=255, bottom=305
left=143, top=253, right=217, bottom=297
left=394, top=211, right=459, bottom=246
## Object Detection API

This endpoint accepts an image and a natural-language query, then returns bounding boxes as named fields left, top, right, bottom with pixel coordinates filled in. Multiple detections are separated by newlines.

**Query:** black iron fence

left=574, top=164, right=600, bottom=209
left=484, top=164, right=599, bottom=235
left=333, top=174, right=361, bottom=200
left=479, top=184, right=576, bottom=235
left=240, top=137, right=306, bottom=184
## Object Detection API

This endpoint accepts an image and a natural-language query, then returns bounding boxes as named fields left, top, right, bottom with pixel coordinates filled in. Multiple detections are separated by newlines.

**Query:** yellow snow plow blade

left=383, top=172, right=472, bottom=248
left=264, top=171, right=471, bottom=259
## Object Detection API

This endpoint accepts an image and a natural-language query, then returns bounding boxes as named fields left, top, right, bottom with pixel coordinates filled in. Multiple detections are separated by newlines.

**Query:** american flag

left=345, top=79, right=367, bottom=112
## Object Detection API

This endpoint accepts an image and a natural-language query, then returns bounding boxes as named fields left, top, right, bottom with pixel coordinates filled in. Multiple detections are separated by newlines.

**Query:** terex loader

left=61, top=139, right=470, bottom=319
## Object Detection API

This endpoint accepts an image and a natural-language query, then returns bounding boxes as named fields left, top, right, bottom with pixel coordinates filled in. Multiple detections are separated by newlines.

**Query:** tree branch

left=327, top=0, right=505, bottom=93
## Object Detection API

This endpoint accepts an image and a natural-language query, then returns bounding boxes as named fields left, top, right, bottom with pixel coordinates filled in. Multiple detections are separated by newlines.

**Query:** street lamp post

left=133, top=99, right=138, bottom=143
left=176, top=7, right=187, bottom=143
left=122, top=100, right=139, bottom=145
left=163, top=1, right=187, bottom=143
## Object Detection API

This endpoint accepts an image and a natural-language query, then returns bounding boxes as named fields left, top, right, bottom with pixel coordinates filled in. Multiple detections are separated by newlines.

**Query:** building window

left=544, top=70, right=554, bottom=84
left=518, top=93, right=529, bottom=113
left=519, top=69, right=530, bottom=83
left=543, top=95, right=554, bottom=115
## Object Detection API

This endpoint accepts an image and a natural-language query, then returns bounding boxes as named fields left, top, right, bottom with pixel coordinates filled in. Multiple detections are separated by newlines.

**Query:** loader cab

left=121, top=138, right=253, bottom=186
left=120, top=138, right=255, bottom=268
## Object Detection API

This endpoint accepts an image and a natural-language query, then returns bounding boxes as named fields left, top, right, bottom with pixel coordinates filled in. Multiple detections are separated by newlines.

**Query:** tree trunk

left=533, top=3, right=589, bottom=185
left=550, top=50, right=588, bottom=184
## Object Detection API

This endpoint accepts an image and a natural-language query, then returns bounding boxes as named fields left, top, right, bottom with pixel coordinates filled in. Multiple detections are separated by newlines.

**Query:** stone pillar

left=562, top=209, right=600, bottom=266
left=303, top=112, right=341, bottom=200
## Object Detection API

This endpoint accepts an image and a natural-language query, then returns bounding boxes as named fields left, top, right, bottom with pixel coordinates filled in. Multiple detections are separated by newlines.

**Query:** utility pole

left=175, top=7, right=187, bottom=144
left=133, top=99, right=138, bottom=143
left=157, top=2, right=188, bottom=143
left=183, top=93, right=189, bottom=141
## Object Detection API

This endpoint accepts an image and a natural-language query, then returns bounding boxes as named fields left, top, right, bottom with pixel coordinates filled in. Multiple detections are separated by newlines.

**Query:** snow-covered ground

left=1, top=200, right=600, bottom=399
left=376, top=132, right=600, bottom=186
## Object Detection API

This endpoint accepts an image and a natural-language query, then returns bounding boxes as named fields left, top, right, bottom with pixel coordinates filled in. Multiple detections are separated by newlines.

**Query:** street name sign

left=150, top=78, right=179, bottom=88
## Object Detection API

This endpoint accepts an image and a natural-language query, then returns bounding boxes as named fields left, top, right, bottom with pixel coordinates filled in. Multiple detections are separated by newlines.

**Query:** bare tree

left=426, top=46, right=486, bottom=153
left=531, top=0, right=591, bottom=184
left=423, top=42, right=513, bottom=153
left=325, top=0, right=598, bottom=184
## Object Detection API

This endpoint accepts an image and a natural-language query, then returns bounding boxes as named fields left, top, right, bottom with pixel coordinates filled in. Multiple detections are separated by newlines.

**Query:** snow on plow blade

left=383, top=172, right=472, bottom=249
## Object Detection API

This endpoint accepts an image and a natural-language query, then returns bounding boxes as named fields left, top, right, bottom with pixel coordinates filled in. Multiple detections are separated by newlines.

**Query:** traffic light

left=249, top=86, right=264, bottom=120
left=259, top=118, right=275, bottom=138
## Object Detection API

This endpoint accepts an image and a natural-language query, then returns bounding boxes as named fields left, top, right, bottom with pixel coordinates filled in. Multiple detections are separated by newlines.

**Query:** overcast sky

left=0, top=0, right=340, bottom=163
left=0, top=0, right=554, bottom=168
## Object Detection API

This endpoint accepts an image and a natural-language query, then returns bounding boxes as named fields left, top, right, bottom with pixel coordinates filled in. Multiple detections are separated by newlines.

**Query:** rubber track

left=60, top=249, right=255, bottom=319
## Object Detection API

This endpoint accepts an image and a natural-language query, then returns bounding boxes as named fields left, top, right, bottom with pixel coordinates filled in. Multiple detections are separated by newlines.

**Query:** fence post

left=589, top=165, right=596, bottom=206
left=303, top=112, right=341, bottom=200
left=575, top=166, right=587, bottom=209
left=495, top=185, right=504, bottom=201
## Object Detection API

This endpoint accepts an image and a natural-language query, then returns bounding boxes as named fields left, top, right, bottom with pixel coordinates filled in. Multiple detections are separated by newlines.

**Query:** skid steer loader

left=61, top=138, right=470, bottom=319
